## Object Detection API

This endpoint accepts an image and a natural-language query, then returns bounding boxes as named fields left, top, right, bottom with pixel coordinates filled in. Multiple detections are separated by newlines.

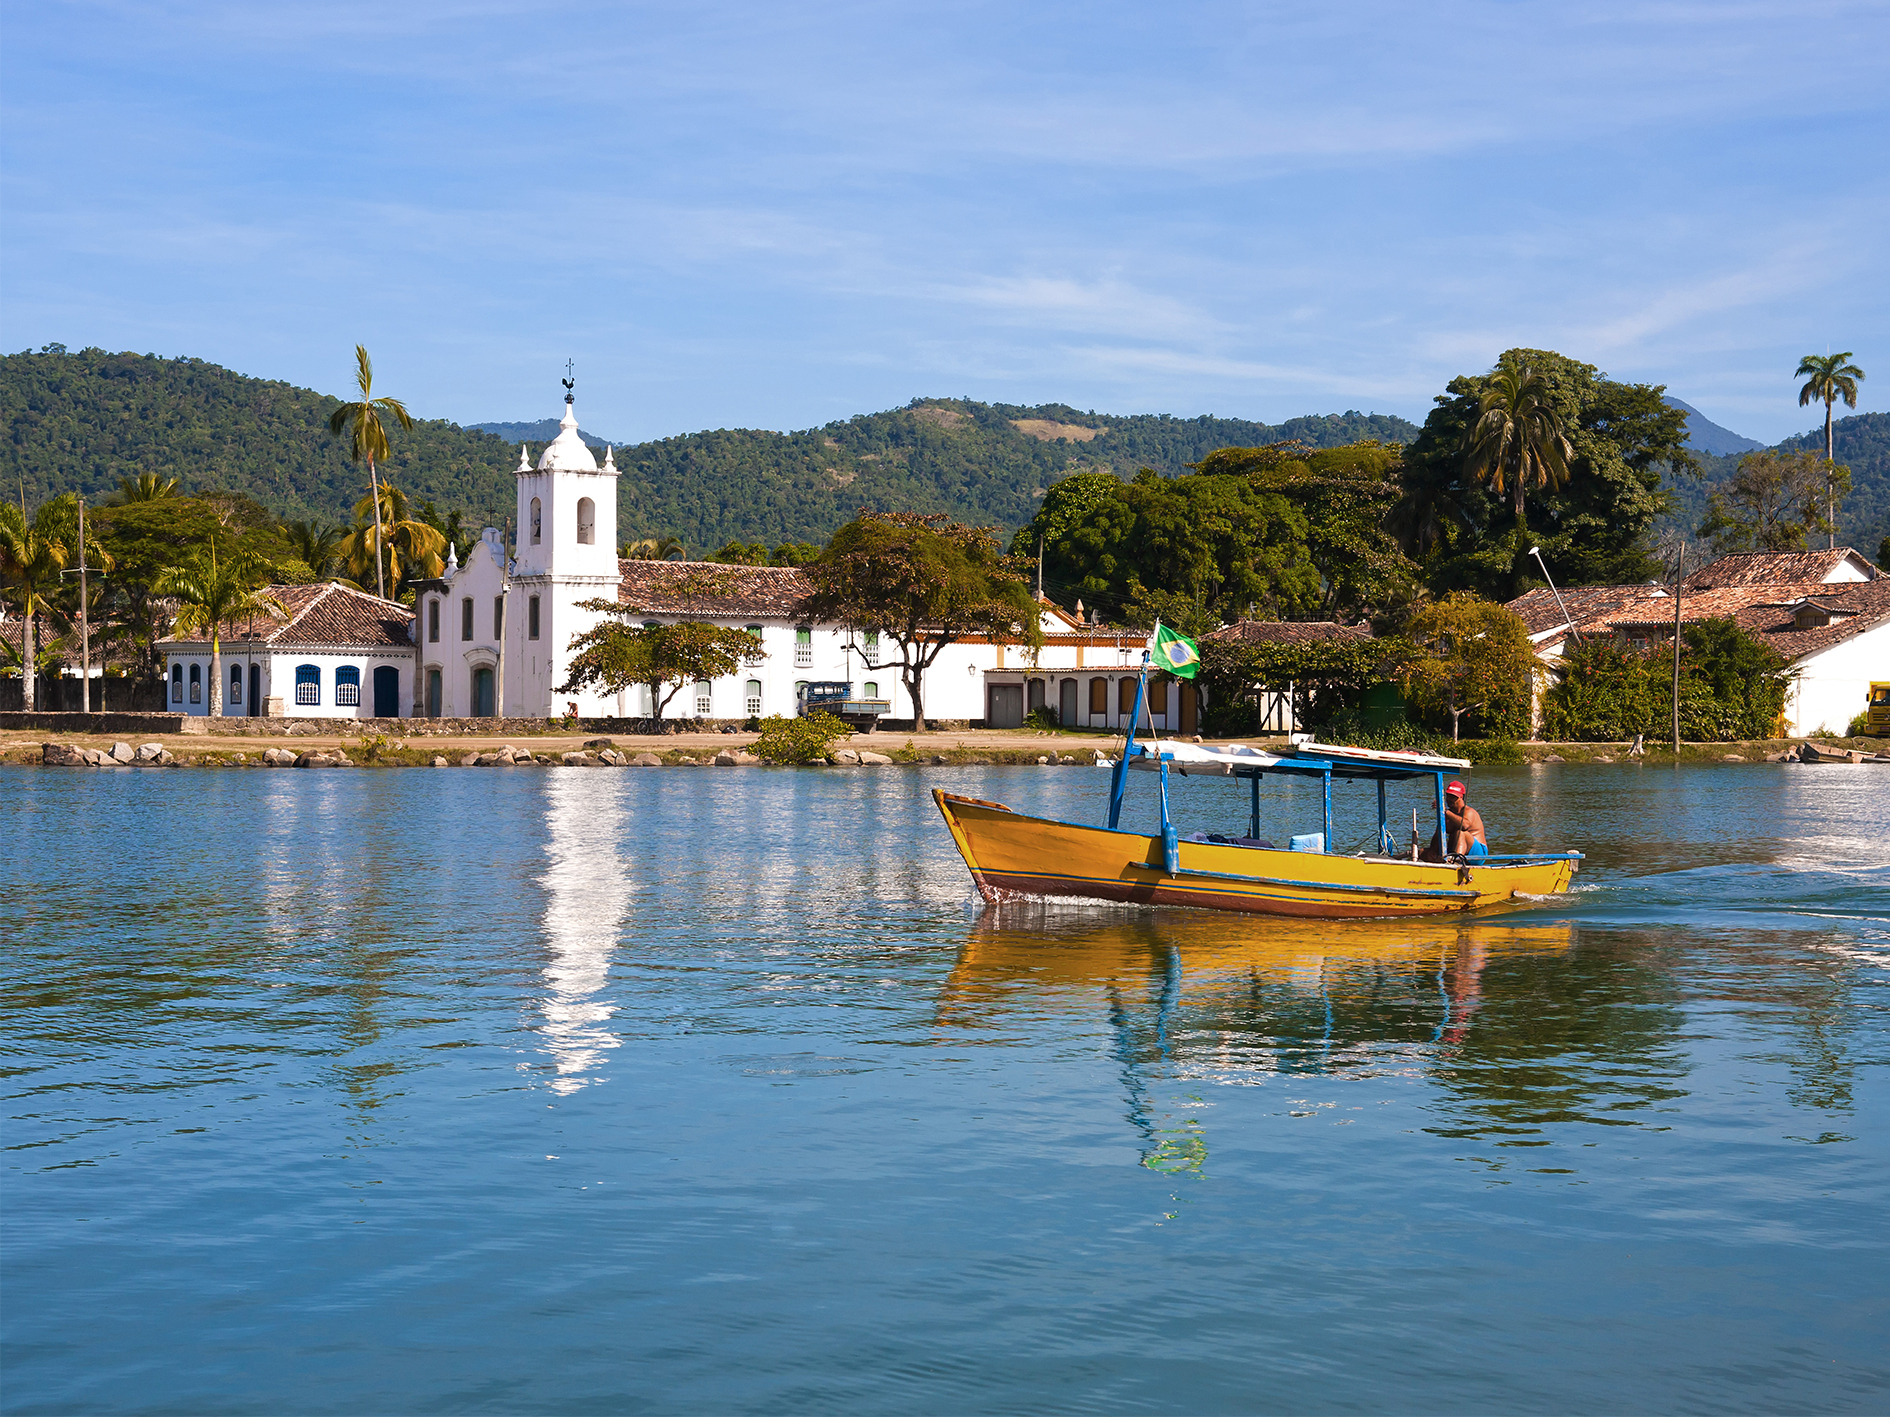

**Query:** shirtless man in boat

left=1422, top=780, right=1487, bottom=862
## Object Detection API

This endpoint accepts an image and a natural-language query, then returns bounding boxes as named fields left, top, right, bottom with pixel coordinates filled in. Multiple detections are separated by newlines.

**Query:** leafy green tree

left=282, top=520, right=345, bottom=579
left=0, top=497, right=77, bottom=709
left=1402, top=348, right=1693, bottom=598
left=802, top=512, right=1041, bottom=730
left=1541, top=619, right=1789, bottom=741
left=154, top=538, right=287, bottom=717
left=768, top=542, right=822, bottom=567
left=1463, top=359, right=1572, bottom=529
left=326, top=345, right=412, bottom=600
left=1193, top=440, right=1419, bottom=624
left=1012, top=465, right=1320, bottom=627
left=416, top=501, right=476, bottom=566
left=1698, top=448, right=1849, bottom=554
left=1400, top=594, right=1535, bottom=740
left=559, top=613, right=759, bottom=720
left=95, top=495, right=299, bottom=683
left=707, top=540, right=769, bottom=565
left=1796, top=352, right=1866, bottom=547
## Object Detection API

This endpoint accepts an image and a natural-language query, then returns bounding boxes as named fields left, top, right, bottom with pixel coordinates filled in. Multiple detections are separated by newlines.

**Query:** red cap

left=1445, top=780, right=1465, bottom=796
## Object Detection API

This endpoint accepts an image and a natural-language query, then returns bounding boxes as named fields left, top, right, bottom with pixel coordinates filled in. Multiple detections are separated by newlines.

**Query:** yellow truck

left=1867, top=682, right=1890, bottom=737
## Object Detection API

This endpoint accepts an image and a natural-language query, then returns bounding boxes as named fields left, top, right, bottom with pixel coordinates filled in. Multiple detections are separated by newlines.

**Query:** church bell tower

left=505, top=369, right=622, bottom=716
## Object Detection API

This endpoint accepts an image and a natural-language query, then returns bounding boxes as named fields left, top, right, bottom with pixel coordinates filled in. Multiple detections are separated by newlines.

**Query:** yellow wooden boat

left=935, top=708, right=1580, bottom=918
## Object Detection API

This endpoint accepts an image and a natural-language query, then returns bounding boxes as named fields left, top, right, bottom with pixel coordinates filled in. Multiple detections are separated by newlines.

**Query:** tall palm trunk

left=209, top=630, right=224, bottom=717
left=1824, top=397, right=1836, bottom=549
left=368, top=456, right=387, bottom=600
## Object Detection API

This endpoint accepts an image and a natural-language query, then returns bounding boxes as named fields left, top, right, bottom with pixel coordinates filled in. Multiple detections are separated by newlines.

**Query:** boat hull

left=934, top=789, right=1575, bottom=919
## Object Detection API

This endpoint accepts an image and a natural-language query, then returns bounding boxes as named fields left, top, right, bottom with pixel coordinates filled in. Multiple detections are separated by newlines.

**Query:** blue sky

left=3, top=1, right=1885, bottom=445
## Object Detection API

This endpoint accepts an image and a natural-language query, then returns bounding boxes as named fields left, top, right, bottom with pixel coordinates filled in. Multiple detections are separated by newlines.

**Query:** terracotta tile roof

left=1684, top=548, right=1878, bottom=589
left=617, top=560, right=812, bottom=618
left=159, top=582, right=414, bottom=650
left=1506, top=585, right=1647, bottom=636
left=1207, top=619, right=1373, bottom=646
left=1604, top=582, right=1830, bottom=627
left=1731, top=578, right=1890, bottom=660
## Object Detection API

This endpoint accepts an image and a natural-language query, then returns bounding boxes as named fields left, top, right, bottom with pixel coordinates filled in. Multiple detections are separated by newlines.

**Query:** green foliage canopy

left=1541, top=619, right=1790, bottom=741
left=1400, top=348, right=1693, bottom=598
left=558, top=611, right=761, bottom=720
left=802, top=512, right=1040, bottom=730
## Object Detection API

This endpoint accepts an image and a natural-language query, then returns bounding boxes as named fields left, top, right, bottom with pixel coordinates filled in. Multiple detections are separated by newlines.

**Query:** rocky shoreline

left=14, top=734, right=1884, bottom=771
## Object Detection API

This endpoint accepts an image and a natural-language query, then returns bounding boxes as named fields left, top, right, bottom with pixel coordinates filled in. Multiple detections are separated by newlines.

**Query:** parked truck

left=795, top=681, right=892, bottom=731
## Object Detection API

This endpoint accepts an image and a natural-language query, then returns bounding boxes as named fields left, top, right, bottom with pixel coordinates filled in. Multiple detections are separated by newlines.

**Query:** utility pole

left=78, top=498, right=91, bottom=713
left=1671, top=540, right=1684, bottom=754
left=1036, top=536, right=1044, bottom=600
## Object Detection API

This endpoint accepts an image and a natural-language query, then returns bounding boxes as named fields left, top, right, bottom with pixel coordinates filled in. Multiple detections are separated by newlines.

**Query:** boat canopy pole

left=1106, top=657, right=1150, bottom=830
left=1322, top=769, right=1332, bottom=851
left=1434, top=772, right=1447, bottom=856
left=1249, top=772, right=1261, bottom=841
left=1377, top=779, right=1388, bottom=855
left=1159, top=758, right=1179, bottom=875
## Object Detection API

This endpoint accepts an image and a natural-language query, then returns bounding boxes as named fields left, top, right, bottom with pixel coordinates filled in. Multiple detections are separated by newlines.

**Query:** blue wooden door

left=373, top=665, right=400, bottom=718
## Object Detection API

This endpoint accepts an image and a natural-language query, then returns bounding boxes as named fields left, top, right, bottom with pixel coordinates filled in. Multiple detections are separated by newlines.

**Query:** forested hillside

left=2, top=347, right=1417, bottom=552
left=1659, top=412, right=1890, bottom=557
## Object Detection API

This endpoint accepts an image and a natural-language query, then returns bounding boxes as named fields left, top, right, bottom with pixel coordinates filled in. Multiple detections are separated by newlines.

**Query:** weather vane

left=562, top=359, right=575, bottom=401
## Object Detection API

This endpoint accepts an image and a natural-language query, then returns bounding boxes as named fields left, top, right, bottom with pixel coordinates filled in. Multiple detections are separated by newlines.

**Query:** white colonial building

left=159, top=382, right=1221, bottom=730
left=160, top=581, right=415, bottom=720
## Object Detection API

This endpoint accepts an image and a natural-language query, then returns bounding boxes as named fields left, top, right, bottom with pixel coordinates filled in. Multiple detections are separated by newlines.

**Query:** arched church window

left=428, top=598, right=440, bottom=643
left=694, top=681, right=711, bottom=715
left=335, top=666, right=361, bottom=707
left=530, top=497, right=542, bottom=545
left=577, top=498, right=595, bottom=545
left=189, top=664, right=201, bottom=704
left=171, top=664, right=183, bottom=702
left=528, top=596, right=541, bottom=641
left=745, top=680, right=762, bottom=716
left=461, top=597, right=473, bottom=641
left=230, top=665, right=243, bottom=705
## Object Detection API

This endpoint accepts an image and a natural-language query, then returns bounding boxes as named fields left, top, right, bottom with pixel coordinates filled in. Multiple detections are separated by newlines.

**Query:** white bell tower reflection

left=535, top=775, right=634, bottom=1093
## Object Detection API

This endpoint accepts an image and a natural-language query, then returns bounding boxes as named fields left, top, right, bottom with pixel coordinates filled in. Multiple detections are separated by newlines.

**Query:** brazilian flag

left=1151, top=622, right=1200, bottom=679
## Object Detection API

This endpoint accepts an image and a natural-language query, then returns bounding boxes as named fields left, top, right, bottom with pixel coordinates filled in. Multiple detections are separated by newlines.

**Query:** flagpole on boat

left=1106, top=625, right=1156, bottom=831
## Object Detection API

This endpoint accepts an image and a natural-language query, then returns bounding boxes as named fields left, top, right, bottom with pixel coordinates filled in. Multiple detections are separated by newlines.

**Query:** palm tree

left=327, top=345, right=413, bottom=600
left=0, top=497, right=77, bottom=711
left=154, top=538, right=286, bottom=717
left=621, top=535, right=686, bottom=561
left=1462, top=360, right=1573, bottom=530
left=337, top=480, right=446, bottom=597
left=1795, top=352, right=1865, bottom=549
left=282, top=520, right=345, bottom=579
left=104, top=473, right=181, bottom=505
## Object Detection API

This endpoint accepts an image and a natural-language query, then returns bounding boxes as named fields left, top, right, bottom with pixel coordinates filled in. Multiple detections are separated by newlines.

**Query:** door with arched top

left=472, top=667, right=495, bottom=718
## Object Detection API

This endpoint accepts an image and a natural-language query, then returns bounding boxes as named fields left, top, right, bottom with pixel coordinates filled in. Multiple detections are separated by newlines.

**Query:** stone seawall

left=1, top=711, right=982, bottom=738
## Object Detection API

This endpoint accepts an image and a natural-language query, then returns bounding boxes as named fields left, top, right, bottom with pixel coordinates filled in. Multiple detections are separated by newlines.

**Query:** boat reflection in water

left=534, top=776, right=635, bottom=1094
left=939, top=905, right=1584, bottom=1173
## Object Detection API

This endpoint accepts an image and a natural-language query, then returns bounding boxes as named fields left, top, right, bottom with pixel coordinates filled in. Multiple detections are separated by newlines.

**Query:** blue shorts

left=1465, top=840, right=1487, bottom=861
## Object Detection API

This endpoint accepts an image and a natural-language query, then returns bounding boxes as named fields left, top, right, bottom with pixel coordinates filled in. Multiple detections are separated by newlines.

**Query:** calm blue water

left=4, top=762, right=1888, bottom=1414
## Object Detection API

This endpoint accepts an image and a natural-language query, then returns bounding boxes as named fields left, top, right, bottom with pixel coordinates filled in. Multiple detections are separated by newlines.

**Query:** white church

left=159, top=382, right=1209, bottom=733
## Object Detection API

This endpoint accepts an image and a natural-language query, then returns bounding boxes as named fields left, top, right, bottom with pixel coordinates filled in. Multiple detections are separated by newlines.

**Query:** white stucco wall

left=163, top=647, right=413, bottom=719
left=1784, top=622, right=1890, bottom=736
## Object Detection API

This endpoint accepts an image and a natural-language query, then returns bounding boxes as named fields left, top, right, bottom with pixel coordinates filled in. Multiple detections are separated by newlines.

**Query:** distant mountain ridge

left=471, top=418, right=620, bottom=450
left=1, top=348, right=1418, bottom=554
left=1663, top=396, right=1765, bottom=457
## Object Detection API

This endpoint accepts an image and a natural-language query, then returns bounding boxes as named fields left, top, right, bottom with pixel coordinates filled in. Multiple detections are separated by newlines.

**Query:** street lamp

left=1528, top=545, right=1582, bottom=647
